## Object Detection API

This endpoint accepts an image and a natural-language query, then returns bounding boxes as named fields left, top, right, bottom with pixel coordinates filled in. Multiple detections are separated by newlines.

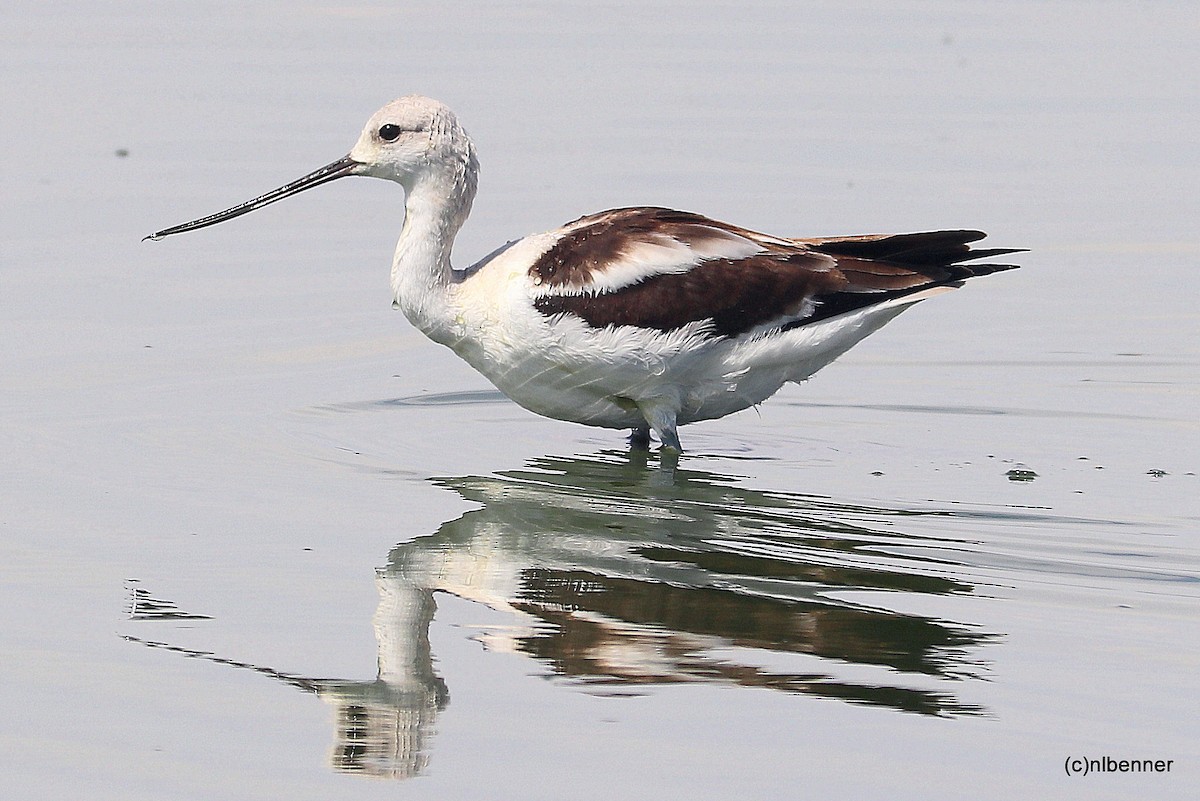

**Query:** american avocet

left=147, top=96, right=1021, bottom=452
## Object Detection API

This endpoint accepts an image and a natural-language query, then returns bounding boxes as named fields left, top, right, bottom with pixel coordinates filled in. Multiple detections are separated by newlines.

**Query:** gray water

left=2, top=2, right=1197, bottom=799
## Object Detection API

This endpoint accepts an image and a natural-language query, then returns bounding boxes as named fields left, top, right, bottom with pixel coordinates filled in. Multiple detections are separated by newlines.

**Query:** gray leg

left=658, top=426, right=683, bottom=452
left=638, top=402, right=683, bottom=453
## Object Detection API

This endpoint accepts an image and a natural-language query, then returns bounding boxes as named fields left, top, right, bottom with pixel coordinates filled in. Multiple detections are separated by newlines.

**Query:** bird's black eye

left=378, top=123, right=402, bottom=142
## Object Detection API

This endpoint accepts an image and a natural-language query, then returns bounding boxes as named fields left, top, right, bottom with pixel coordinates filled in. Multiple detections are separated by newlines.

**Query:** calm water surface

left=2, top=2, right=1197, bottom=799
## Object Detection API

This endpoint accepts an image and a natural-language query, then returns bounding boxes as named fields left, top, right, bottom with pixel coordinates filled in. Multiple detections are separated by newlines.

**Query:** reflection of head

left=320, top=677, right=445, bottom=778
left=319, top=573, right=448, bottom=778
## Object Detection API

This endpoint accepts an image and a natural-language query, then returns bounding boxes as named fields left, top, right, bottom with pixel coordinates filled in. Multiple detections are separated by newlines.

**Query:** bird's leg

left=637, top=402, right=683, bottom=453
left=658, top=426, right=683, bottom=453
left=629, top=425, right=651, bottom=451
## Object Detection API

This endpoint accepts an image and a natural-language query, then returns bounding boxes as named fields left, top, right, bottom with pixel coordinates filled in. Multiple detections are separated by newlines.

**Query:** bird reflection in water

left=126, top=450, right=996, bottom=779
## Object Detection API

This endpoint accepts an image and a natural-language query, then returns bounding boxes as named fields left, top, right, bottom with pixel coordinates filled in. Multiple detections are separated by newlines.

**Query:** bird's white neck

left=391, top=161, right=477, bottom=340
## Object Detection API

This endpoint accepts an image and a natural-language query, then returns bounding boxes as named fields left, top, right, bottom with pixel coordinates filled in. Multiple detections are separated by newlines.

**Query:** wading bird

left=147, top=96, right=1020, bottom=451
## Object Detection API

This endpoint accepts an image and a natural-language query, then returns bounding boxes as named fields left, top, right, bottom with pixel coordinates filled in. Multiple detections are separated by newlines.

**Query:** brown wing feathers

left=535, top=252, right=845, bottom=337
left=531, top=210, right=1021, bottom=337
left=804, top=229, right=1023, bottom=271
left=790, top=231, right=1023, bottom=327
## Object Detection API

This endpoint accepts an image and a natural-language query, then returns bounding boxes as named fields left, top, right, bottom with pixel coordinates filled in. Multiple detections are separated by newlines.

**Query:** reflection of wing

left=383, top=451, right=996, bottom=717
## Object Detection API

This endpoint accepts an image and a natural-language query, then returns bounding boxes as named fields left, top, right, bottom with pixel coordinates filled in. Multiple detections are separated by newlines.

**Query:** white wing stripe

left=538, top=227, right=764, bottom=296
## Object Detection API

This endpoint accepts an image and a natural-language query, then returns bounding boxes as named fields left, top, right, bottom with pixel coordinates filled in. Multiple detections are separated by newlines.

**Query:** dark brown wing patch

left=533, top=216, right=1023, bottom=338
left=534, top=252, right=844, bottom=337
left=803, top=230, right=1025, bottom=266
left=785, top=230, right=1024, bottom=326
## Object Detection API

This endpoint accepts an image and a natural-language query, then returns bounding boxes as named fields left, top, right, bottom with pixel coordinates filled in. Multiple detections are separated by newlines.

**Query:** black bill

left=144, top=155, right=362, bottom=241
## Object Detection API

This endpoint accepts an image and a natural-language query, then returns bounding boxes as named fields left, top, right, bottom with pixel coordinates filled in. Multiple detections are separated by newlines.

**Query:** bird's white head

left=349, top=95, right=478, bottom=192
left=144, top=95, right=478, bottom=241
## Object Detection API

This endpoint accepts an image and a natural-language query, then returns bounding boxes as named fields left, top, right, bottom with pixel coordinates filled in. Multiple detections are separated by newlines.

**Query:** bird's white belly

left=443, top=319, right=699, bottom=429
left=426, top=295, right=912, bottom=430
